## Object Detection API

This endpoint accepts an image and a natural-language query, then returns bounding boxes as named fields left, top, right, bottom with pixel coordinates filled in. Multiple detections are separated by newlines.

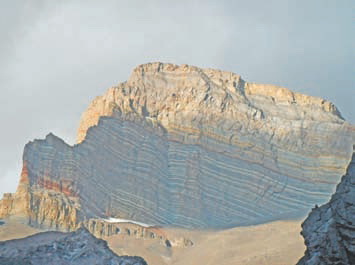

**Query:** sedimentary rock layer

left=1, top=62, right=354, bottom=229
left=297, top=151, right=355, bottom=265
left=0, top=227, right=147, bottom=265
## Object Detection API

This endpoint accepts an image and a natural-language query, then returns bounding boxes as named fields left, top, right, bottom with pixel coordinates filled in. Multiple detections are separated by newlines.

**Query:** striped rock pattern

left=1, top=62, right=354, bottom=229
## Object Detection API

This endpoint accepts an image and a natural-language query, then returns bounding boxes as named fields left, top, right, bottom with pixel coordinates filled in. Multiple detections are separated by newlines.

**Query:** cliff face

left=0, top=62, right=354, bottom=230
left=0, top=137, right=82, bottom=231
left=297, top=152, right=355, bottom=265
left=77, top=63, right=345, bottom=144
left=0, top=227, right=147, bottom=265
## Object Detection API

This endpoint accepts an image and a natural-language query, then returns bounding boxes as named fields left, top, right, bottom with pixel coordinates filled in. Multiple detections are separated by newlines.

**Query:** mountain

left=0, top=227, right=147, bottom=265
left=297, top=151, right=355, bottom=265
left=0, top=62, right=353, bottom=231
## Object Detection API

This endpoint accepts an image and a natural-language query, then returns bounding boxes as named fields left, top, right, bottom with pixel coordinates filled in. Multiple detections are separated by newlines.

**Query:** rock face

left=0, top=227, right=147, bottom=265
left=0, top=62, right=354, bottom=229
left=298, top=151, right=355, bottom=265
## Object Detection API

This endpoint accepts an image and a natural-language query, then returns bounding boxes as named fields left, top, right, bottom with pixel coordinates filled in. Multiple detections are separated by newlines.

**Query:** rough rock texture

left=297, top=152, right=355, bottom=265
left=0, top=158, right=81, bottom=231
left=0, top=227, right=147, bottom=265
left=0, top=62, right=354, bottom=229
left=82, top=219, right=193, bottom=248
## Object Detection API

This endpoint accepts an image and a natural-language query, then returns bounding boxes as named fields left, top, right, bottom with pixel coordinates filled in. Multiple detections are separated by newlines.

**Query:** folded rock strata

left=297, top=151, right=355, bottom=265
left=0, top=62, right=354, bottom=229
left=0, top=227, right=147, bottom=265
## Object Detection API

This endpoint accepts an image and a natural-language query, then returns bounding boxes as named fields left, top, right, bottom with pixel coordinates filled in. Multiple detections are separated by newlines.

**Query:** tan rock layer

left=77, top=62, right=344, bottom=144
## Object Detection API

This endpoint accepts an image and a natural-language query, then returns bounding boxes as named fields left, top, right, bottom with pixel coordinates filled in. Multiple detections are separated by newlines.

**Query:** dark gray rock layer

left=0, top=227, right=147, bottom=265
left=298, top=152, right=355, bottom=265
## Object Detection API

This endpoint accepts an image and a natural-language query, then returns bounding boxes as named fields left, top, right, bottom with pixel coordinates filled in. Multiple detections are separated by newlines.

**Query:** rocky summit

left=297, top=151, right=355, bottom=265
left=0, top=227, right=147, bottom=265
left=0, top=62, right=354, bottom=230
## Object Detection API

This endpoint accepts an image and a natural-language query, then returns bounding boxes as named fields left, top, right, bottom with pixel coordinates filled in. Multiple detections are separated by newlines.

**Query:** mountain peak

left=78, top=62, right=345, bottom=144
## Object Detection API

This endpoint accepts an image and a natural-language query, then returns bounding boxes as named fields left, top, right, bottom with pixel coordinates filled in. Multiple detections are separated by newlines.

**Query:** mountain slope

left=0, top=62, right=353, bottom=230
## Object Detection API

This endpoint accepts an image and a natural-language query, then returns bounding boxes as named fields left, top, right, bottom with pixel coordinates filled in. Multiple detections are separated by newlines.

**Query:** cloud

left=0, top=0, right=353, bottom=196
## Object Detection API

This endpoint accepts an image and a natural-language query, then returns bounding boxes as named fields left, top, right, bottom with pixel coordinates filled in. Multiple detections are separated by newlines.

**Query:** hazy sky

left=0, top=1, right=354, bottom=197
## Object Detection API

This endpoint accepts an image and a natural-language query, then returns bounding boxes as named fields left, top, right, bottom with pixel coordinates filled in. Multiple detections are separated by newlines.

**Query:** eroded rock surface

left=0, top=227, right=147, bottom=265
left=0, top=62, right=354, bottom=230
left=298, top=152, right=355, bottom=265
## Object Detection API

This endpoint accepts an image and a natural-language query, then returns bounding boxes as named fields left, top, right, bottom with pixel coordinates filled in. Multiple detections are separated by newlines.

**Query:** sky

left=0, top=0, right=354, bottom=197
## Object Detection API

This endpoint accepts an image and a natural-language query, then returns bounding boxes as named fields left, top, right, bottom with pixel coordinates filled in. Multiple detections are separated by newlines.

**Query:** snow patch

left=103, top=218, right=152, bottom=228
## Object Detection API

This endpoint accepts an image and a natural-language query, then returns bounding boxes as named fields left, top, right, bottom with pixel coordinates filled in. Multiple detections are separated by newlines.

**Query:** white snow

left=103, top=217, right=152, bottom=228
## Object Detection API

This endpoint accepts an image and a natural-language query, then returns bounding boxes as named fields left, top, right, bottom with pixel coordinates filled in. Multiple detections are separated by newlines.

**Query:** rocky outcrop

left=0, top=62, right=354, bottom=230
left=77, top=63, right=345, bottom=143
left=0, top=227, right=147, bottom=265
left=82, top=219, right=193, bottom=248
left=297, top=152, right=355, bottom=265
left=0, top=157, right=82, bottom=231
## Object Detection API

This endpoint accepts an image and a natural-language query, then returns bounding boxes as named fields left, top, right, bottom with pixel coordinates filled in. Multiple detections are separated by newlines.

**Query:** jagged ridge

left=297, top=151, right=355, bottom=265
left=0, top=227, right=147, bottom=265
left=77, top=63, right=344, bottom=143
